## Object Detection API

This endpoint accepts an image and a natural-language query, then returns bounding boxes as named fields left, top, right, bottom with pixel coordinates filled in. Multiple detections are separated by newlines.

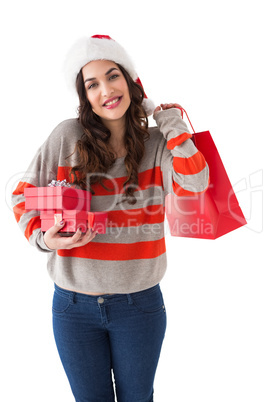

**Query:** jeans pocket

left=52, top=290, right=72, bottom=314
left=132, top=286, right=166, bottom=314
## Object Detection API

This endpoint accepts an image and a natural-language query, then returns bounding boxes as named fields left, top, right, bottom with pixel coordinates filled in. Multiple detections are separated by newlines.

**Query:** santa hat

left=64, top=34, right=155, bottom=116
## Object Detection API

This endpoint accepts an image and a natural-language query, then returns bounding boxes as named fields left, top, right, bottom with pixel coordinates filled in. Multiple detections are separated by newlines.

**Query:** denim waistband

left=54, top=283, right=160, bottom=305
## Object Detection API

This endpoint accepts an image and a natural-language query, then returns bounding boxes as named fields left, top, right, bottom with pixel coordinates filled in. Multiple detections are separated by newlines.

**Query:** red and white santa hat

left=64, top=34, right=155, bottom=116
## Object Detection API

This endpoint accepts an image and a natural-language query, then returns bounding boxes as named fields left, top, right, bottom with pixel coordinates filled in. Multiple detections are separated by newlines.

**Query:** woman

left=12, top=35, right=209, bottom=402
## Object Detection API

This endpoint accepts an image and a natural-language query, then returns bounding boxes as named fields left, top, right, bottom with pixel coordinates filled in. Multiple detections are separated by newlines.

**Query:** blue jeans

left=52, top=283, right=167, bottom=402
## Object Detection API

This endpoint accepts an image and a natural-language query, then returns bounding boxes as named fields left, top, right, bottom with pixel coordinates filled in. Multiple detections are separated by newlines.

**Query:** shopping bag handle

left=176, top=107, right=196, bottom=134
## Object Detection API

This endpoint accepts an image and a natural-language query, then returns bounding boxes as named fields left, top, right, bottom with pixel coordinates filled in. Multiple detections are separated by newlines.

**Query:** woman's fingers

left=153, top=106, right=161, bottom=119
left=44, top=222, right=98, bottom=250
left=66, top=228, right=98, bottom=249
left=160, top=103, right=182, bottom=110
left=153, top=103, right=183, bottom=119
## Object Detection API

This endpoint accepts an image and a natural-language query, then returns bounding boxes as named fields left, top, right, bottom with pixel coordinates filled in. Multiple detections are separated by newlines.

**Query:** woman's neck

left=102, top=117, right=127, bottom=158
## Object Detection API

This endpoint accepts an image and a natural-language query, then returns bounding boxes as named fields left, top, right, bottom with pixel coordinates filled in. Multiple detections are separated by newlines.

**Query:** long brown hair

left=69, top=64, right=150, bottom=205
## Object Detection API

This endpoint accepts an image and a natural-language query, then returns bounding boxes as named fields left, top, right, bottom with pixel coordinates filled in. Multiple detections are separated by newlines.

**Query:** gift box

left=40, top=210, right=89, bottom=234
left=24, top=184, right=108, bottom=236
left=24, top=187, right=91, bottom=211
left=88, top=212, right=108, bottom=234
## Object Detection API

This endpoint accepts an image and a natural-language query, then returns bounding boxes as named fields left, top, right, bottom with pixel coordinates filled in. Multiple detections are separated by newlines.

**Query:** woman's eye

left=87, top=83, right=97, bottom=90
left=109, top=74, right=119, bottom=80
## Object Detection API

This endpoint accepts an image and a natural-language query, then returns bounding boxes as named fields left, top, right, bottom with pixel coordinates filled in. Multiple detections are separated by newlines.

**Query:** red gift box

left=40, top=210, right=89, bottom=234
left=40, top=210, right=89, bottom=220
left=24, top=187, right=109, bottom=236
left=88, top=212, right=108, bottom=234
left=24, top=187, right=91, bottom=211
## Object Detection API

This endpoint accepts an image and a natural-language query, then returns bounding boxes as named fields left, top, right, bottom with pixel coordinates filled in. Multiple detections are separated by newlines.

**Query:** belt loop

left=127, top=294, right=133, bottom=305
left=70, top=292, right=76, bottom=305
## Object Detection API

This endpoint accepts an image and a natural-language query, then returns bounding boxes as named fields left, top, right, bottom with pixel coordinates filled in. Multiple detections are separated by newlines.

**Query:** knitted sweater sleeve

left=11, top=120, right=72, bottom=253
left=154, top=108, right=209, bottom=196
left=12, top=146, right=56, bottom=252
left=12, top=118, right=86, bottom=252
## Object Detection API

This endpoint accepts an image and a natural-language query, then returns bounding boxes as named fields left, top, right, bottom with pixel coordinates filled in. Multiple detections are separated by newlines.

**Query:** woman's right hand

left=43, top=220, right=98, bottom=250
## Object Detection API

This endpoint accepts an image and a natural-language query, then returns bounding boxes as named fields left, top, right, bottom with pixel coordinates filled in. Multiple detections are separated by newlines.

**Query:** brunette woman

left=12, top=35, right=209, bottom=402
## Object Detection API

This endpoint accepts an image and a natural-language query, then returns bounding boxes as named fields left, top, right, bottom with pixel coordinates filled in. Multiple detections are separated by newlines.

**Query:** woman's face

left=82, top=60, right=131, bottom=125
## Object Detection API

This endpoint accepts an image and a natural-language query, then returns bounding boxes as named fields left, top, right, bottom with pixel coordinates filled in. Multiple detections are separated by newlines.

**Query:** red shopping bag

left=165, top=108, right=247, bottom=239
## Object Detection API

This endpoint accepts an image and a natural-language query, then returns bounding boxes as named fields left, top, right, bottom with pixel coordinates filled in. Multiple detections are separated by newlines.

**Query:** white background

left=1, top=0, right=267, bottom=401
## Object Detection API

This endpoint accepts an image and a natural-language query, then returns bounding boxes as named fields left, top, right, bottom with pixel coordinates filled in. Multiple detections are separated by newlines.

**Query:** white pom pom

left=142, top=98, right=155, bottom=116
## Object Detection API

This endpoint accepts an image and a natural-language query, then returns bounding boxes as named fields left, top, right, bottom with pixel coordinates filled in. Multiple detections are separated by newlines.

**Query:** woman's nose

left=101, top=82, right=114, bottom=97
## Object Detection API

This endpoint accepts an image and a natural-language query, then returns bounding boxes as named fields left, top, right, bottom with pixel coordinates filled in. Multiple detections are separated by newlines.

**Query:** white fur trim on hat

left=64, top=36, right=138, bottom=90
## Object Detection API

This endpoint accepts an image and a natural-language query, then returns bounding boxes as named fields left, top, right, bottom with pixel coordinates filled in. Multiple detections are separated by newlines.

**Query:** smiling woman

left=12, top=34, right=209, bottom=401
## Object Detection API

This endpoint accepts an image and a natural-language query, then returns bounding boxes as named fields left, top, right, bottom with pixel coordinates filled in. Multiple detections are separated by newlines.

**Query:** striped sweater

left=12, top=108, right=209, bottom=294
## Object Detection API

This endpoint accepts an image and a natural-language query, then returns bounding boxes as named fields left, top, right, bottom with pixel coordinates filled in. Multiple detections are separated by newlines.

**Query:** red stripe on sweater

left=57, top=166, right=164, bottom=195
left=12, top=181, right=41, bottom=239
left=57, top=166, right=75, bottom=182
left=57, top=237, right=166, bottom=261
left=173, top=151, right=207, bottom=175
left=24, top=216, right=41, bottom=240
left=13, top=202, right=26, bottom=222
left=12, top=182, right=37, bottom=226
left=108, top=204, right=165, bottom=227
left=172, top=177, right=209, bottom=196
left=12, top=181, right=36, bottom=196
left=167, top=132, right=192, bottom=150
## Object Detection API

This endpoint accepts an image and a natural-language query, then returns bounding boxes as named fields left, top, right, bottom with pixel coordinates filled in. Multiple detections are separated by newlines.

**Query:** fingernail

left=60, top=220, right=64, bottom=225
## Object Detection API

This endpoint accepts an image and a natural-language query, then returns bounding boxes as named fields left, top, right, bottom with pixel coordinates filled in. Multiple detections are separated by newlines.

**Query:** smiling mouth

left=103, top=97, right=122, bottom=107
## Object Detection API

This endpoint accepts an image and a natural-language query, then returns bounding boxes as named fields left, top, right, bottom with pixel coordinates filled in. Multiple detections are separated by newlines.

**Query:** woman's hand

left=43, top=220, right=98, bottom=250
left=153, top=103, right=183, bottom=119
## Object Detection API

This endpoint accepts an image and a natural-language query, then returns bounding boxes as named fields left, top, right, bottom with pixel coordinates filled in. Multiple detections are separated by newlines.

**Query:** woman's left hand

left=153, top=103, right=182, bottom=119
